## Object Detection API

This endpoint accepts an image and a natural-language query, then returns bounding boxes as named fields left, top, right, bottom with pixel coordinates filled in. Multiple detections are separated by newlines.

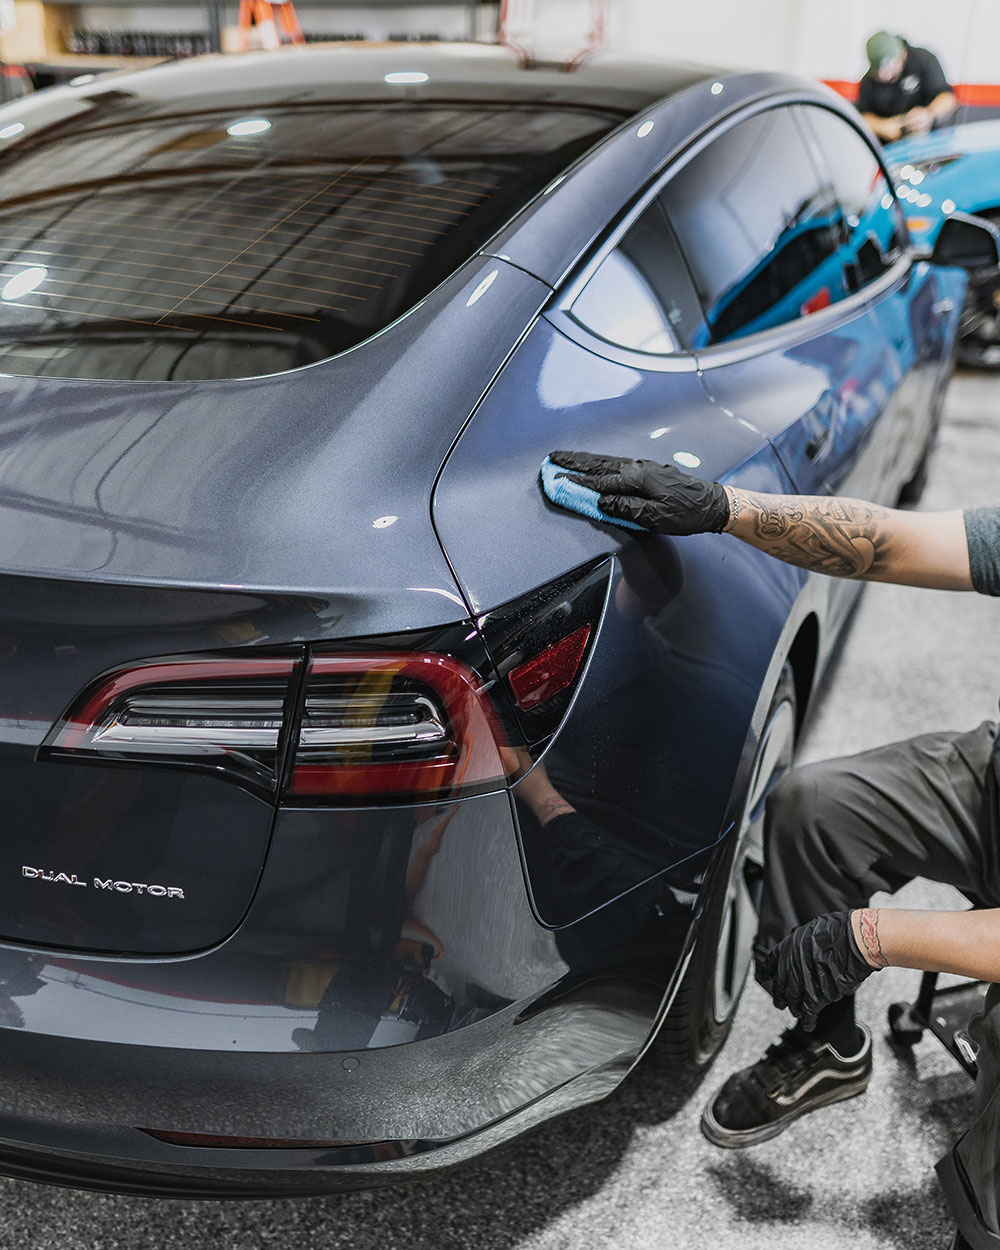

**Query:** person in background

left=858, top=31, right=957, bottom=142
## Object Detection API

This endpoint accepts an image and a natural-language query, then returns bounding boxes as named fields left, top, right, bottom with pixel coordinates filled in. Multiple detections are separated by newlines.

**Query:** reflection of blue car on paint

left=702, top=184, right=903, bottom=346
left=888, top=120, right=1000, bottom=366
left=699, top=210, right=845, bottom=344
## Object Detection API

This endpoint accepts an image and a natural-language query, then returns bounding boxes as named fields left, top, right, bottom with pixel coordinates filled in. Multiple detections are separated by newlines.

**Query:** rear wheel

left=651, top=665, right=797, bottom=1067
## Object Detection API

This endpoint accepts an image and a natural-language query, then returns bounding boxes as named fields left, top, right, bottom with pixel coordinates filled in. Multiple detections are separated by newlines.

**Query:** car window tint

left=798, top=106, right=906, bottom=293
left=0, top=101, right=624, bottom=381
left=569, top=198, right=701, bottom=354
left=660, top=107, right=845, bottom=346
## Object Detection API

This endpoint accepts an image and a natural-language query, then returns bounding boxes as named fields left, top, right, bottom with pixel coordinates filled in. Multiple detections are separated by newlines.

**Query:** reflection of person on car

left=510, top=537, right=687, bottom=915
left=858, top=31, right=957, bottom=143
left=513, top=753, right=637, bottom=905
left=0, top=951, right=45, bottom=1029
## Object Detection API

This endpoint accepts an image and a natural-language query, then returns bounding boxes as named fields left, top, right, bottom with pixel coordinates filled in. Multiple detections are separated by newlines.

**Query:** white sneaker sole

left=700, top=1071, right=871, bottom=1149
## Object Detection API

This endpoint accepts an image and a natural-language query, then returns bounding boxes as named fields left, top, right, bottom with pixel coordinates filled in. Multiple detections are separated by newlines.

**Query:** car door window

left=799, top=105, right=907, bottom=293
left=660, top=107, right=846, bottom=347
left=569, top=197, right=703, bottom=354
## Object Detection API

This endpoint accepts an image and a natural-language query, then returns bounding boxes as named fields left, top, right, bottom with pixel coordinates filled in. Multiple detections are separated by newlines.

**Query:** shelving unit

left=0, top=0, right=495, bottom=88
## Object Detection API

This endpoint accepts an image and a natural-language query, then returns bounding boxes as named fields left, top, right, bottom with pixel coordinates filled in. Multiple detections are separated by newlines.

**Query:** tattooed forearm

left=724, top=489, right=893, bottom=578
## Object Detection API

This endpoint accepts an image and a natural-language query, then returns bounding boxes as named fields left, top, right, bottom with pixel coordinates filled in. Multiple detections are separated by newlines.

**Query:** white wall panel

left=610, top=0, right=800, bottom=73
left=606, top=0, right=992, bottom=83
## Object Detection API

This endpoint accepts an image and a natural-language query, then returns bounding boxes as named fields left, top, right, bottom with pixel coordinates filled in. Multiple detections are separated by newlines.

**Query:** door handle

left=805, top=391, right=839, bottom=460
left=805, top=426, right=832, bottom=459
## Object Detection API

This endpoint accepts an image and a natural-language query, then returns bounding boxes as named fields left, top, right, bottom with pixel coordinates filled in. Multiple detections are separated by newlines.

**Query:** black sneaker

left=701, top=1025, right=872, bottom=1148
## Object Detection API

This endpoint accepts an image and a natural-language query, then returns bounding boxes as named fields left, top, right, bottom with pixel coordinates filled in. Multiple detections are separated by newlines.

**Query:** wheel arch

left=787, top=611, right=820, bottom=733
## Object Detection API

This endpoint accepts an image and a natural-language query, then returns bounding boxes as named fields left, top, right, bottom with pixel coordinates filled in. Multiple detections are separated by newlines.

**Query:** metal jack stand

left=889, top=970, right=986, bottom=1079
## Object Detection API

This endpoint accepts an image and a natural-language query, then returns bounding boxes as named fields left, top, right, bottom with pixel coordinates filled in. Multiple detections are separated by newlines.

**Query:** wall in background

left=609, top=0, right=999, bottom=87
left=609, top=0, right=798, bottom=74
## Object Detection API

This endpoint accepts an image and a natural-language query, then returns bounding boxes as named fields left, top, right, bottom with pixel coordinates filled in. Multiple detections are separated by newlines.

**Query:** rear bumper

left=0, top=974, right=662, bottom=1197
left=0, top=787, right=699, bottom=1195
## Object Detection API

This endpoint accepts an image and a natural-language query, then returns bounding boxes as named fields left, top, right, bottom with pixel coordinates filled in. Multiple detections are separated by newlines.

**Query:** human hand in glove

left=754, top=910, right=881, bottom=1032
left=548, top=450, right=731, bottom=535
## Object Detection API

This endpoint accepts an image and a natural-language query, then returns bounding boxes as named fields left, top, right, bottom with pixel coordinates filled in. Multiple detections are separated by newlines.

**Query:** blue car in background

left=0, top=49, right=985, bottom=1195
left=889, top=120, right=1000, bottom=366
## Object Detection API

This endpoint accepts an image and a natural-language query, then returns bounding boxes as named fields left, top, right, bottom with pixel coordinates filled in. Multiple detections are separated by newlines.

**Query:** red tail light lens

left=507, top=626, right=591, bottom=711
left=288, top=653, right=511, bottom=803
left=42, top=570, right=609, bottom=806
left=42, top=655, right=300, bottom=795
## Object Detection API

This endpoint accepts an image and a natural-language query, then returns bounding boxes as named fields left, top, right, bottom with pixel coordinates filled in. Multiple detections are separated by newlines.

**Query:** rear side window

left=569, top=197, right=702, bottom=353
left=798, top=106, right=907, bottom=292
left=660, top=107, right=845, bottom=346
left=0, top=100, right=623, bottom=381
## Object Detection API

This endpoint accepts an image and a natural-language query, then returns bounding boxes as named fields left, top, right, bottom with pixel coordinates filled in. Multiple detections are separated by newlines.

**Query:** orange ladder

left=237, top=0, right=304, bottom=51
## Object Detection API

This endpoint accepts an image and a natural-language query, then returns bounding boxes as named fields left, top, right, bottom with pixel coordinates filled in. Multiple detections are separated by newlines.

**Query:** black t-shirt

left=857, top=44, right=952, bottom=118
left=967, top=507, right=1000, bottom=596
left=965, top=507, right=1000, bottom=786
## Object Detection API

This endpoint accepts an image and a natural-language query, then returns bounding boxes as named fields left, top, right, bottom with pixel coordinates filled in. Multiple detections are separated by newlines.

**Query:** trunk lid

left=0, top=259, right=549, bottom=954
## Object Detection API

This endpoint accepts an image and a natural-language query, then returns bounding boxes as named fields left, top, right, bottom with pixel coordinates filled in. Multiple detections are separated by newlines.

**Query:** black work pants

left=759, top=720, right=1000, bottom=1238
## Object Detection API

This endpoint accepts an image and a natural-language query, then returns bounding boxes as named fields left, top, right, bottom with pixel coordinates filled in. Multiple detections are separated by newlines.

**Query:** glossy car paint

left=0, top=46, right=964, bottom=1195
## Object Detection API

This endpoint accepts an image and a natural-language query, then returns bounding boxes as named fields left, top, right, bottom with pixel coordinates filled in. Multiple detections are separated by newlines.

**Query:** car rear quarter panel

left=432, top=317, right=812, bottom=906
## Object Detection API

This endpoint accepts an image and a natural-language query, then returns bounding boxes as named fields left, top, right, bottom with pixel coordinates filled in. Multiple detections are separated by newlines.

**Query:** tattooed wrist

left=856, top=908, right=889, bottom=969
left=536, top=796, right=576, bottom=826
left=723, top=487, right=740, bottom=533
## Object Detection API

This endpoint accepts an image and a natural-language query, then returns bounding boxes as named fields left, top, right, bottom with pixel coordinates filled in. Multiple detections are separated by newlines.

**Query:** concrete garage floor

left=1, top=368, right=999, bottom=1249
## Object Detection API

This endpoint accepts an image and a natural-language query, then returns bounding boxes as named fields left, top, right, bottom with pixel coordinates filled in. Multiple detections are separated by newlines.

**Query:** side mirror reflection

left=927, top=212, right=1000, bottom=272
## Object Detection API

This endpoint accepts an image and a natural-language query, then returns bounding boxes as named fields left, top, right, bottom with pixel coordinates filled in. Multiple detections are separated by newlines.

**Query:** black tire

left=955, top=210, right=1000, bottom=371
left=899, top=332, right=955, bottom=506
left=650, top=665, right=797, bottom=1068
left=897, top=413, right=937, bottom=506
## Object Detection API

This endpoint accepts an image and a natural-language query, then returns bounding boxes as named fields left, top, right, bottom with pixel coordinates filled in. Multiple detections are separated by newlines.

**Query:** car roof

left=67, top=43, right=725, bottom=117
left=484, top=67, right=851, bottom=285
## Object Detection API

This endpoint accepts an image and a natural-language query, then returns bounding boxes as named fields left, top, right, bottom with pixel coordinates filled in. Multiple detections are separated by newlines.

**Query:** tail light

left=507, top=626, right=591, bottom=712
left=41, top=646, right=511, bottom=805
left=287, top=653, right=510, bottom=802
left=42, top=655, right=300, bottom=796
left=41, top=561, right=611, bottom=804
left=478, top=559, right=611, bottom=749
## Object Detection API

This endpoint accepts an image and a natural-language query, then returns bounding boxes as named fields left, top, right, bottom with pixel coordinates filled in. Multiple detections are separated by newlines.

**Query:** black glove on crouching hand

left=549, top=449, right=730, bottom=536
left=753, top=911, right=878, bottom=1033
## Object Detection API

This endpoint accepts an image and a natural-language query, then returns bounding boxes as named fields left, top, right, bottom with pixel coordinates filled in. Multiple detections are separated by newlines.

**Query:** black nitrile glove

left=753, top=911, right=878, bottom=1032
left=549, top=450, right=730, bottom=535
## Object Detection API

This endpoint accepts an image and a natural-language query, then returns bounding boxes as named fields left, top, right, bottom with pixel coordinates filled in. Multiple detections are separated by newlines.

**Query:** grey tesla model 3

left=0, top=42, right=979, bottom=1195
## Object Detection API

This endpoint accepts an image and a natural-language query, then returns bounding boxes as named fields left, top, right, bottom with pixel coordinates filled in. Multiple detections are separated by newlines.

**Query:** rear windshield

left=0, top=97, right=622, bottom=381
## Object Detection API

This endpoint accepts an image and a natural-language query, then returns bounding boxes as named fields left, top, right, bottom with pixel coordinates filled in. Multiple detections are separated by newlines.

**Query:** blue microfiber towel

left=540, top=455, right=645, bottom=533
